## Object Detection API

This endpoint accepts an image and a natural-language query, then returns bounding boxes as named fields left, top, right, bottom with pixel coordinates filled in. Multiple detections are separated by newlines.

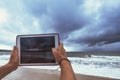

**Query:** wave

left=0, top=54, right=120, bottom=79
left=69, top=56, right=120, bottom=68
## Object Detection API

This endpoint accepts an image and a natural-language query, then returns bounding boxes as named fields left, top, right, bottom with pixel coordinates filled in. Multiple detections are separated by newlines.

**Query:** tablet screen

left=16, top=33, right=59, bottom=66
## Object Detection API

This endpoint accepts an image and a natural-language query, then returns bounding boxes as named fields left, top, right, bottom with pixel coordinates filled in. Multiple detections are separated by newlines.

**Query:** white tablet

left=16, top=33, right=59, bottom=66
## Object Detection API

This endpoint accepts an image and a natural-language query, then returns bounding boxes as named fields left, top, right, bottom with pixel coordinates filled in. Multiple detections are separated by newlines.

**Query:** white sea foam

left=0, top=54, right=120, bottom=79
left=0, top=55, right=10, bottom=66
left=69, top=56, right=120, bottom=79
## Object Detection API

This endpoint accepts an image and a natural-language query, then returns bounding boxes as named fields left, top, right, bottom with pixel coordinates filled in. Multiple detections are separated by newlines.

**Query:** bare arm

left=0, top=46, right=19, bottom=79
left=52, top=42, right=76, bottom=80
left=60, top=60, right=76, bottom=80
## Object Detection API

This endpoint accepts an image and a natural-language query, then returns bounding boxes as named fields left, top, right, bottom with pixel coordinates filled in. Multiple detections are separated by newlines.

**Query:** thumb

left=52, top=48, right=58, bottom=57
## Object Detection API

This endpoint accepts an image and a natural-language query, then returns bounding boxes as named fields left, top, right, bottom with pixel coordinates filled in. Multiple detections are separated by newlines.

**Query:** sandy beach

left=2, top=67, right=119, bottom=80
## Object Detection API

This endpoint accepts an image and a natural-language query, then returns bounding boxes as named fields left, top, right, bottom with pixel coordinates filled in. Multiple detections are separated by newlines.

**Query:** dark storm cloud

left=22, top=0, right=90, bottom=39
left=22, top=0, right=120, bottom=51
left=87, top=3, right=120, bottom=46
left=66, top=1, right=120, bottom=47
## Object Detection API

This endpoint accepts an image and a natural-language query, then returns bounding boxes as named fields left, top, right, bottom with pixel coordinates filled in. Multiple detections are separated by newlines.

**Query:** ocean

left=0, top=51, right=120, bottom=79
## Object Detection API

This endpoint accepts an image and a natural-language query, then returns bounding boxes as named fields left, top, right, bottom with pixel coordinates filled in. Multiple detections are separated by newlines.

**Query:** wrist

left=6, top=62, right=18, bottom=71
left=3, top=63, right=14, bottom=72
left=58, top=58, right=71, bottom=66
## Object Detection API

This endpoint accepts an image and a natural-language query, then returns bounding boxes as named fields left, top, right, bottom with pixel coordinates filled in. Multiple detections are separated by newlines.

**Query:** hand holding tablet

left=16, top=33, right=59, bottom=66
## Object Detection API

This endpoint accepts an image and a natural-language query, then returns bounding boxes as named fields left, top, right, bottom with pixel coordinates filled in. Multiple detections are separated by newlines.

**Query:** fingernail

left=14, top=46, right=17, bottom=49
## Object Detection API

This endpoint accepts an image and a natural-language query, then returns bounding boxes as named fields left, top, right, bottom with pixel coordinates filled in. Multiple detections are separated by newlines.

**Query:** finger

left=58, top=42, right=66, bottom=54
left=14, top=46, right=19, bottom=60
left=52, top=48, right=58, bottom=58
left=58, top=42, right=63, bottom=51
left=60, top=42, right=65, bottom=51
left=14, top=46, right=18, bottom=53
left=12, top=46, right=19, bottom=60
left=60, top=42, right=63, bottom=49
left=11, top=46, right=16, bottom=56
left=11, top=46, right=18, bottom=58
left=9, top=46, right=15, bottom=63
left=52, top=48, right=61, bottom=61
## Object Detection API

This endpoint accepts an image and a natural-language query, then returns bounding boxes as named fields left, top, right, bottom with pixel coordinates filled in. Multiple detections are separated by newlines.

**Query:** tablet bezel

left=16, top=33, right=59, bottom=66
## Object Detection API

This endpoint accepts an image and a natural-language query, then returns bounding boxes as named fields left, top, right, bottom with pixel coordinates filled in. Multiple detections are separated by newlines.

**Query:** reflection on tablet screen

left=20, top=36, right=55, bottom=64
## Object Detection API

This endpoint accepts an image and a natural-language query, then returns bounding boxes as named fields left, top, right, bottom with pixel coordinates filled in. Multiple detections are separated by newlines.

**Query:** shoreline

left=2, top=67, right=119, bottom=80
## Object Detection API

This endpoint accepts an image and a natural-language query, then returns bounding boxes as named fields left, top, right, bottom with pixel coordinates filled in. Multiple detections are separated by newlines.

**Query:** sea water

left=0, top=52, right=120, bottom=79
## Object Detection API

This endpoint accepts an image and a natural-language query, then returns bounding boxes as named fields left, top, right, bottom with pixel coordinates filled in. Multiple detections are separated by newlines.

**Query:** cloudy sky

left=0, top=0, right=120, bottom=51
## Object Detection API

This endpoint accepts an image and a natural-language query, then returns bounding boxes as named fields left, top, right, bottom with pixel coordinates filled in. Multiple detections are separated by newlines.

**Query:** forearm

left=60, top=60, right=76, bottom=80
left=0, top=63, right=15, bottom=79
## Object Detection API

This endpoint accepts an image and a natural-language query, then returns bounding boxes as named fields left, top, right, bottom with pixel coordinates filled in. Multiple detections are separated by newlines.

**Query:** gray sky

left=0, top=0, right=120, bottom=51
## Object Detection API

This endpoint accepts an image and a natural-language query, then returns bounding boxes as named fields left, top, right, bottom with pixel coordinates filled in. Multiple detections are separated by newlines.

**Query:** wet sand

left=2, top=67, right=119, bottom=80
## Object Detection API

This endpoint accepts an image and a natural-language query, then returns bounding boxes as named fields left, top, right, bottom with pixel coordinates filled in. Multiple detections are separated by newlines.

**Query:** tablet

left=16, top=33, right=59, bottom=66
